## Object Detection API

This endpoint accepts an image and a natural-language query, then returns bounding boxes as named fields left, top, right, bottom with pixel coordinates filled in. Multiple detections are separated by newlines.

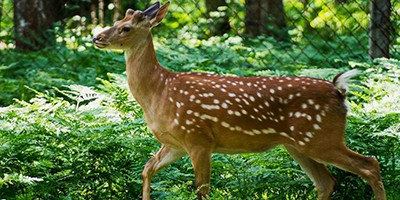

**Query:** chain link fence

left=0, top=0, right=399, bottom=75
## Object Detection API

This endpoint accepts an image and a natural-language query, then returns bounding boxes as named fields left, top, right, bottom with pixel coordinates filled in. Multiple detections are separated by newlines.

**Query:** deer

left=92, top=1, right=386, bottom=199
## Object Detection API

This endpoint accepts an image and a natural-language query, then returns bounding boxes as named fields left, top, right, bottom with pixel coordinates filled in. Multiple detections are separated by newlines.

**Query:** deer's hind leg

left=306, top=144, right=386, bottom=200
left=285, top=145, right=336, bottom=200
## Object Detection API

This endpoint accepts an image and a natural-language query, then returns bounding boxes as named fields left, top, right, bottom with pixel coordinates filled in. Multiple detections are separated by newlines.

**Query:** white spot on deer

left=290, top=126, right=295, bottom=131
left=181, top=126, right=186, bottom=130
left=313, top=124, right=321, bottom=130
left=195, top=99, right=201, bottom=104
left=235, top=126, right=243, bottom=131
left=221, top=102, right=228, bottom=109
left=174, top=119, right=179, bottom=125
left=298, top=141, right=306, bottom=146
left=200, top=114, right=219, bottom=122
left=295, top=112, right=302, bottom=118
left=316, top=114, right=322, bottom=122
left=279, top=132, right=288, bottom=137
left=169, top=97, right=174, bottom=102
left=301, top=103, right=308, bottom=109
left=234, top=111, right=241, bottom=116
left=308, top=99, right=315, bottom=105
left=241, top=109, right=248, bottom=115
left=213, top=99, right=220, bottom=104
left=194, top=112, right=200, bottom=117
left=201, top=104, right=220, bottom=110
left=221, top=88, right=227, bottom=93
left=227, top=110, right=234, bottom=115
left=315, top=104, right=321, bottom=110
left=249, top=96, right=256, bottom=102
left=306, top=132, right=314, bottom=138
left=262, top=128, right=276, bottom=134
left=288, top=94, right=294, bottom=100
left=277, top=86, right=282, bottom=91
left=306, top=115, right=312, bottom=121
left=221, top=121, right=230, bottom=128
left=176, top=102, right=183, bottom=108
left=186, top=110, right=193, bottom=115
left=228, top=93, right=236, bottom=97
left=244, top=130, right=254, bottom=136
left=264, top=101, right=270, bottom=107
left=186, top=119, right=193, bottom=125
left=280, top=115, right=285, bottom=121
left=304, top=137, right=310, bottom=142
left=252, top=129, right=261, bottom=135
left=235, top=98, right=241, bottom=103
left=296, top=92, right=301, bottom=97
left=287, top=84, right=293, bottom=87
left=270, top=89, right=275, bottom=94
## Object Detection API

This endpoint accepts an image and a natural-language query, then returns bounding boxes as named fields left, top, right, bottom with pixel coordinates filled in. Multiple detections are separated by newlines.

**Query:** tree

left=369, top=0, right=391, bottom=58
left=13, top=0, right=66, bottom=51
left=205, top=0, right=230, bottom=36
left=245, top=0, right=288, bottom=41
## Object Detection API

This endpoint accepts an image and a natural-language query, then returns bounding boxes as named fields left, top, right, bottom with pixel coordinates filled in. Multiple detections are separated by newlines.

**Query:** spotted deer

left=92, top=1, right=386, bottom=199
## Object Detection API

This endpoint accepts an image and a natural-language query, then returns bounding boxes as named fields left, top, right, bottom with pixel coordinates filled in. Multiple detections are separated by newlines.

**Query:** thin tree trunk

left=0, top=0, right=3, bottom=30
left=13, top=0, right=65, bottom=51
left=245, top=0, right=288, bottom=41
left=205, top=0, right=230, bottom=36
left=369, top=0, right=391, bottom=58
left=113, top=0, right=122, bottom=22
left=99, top=0, right=104, bottom=25
left=260, top=0, right=288, bottom=41
left=245, top=0, right=260, bottom=36
left=90, top=2, right=98, bottom=25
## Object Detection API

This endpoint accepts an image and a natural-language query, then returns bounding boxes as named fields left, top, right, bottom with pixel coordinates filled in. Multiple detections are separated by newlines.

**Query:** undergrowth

left=0, top=58, right=399, bottom=199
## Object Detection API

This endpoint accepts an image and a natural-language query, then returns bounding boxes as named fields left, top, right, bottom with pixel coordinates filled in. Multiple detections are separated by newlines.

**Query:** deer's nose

left=92, top=35, right=103, bottom=43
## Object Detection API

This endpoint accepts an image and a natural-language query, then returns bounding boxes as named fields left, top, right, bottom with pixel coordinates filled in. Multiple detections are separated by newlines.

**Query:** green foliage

left=0, top=1, right=399, bottom=198
left=0, top=46, right=125, bottom=106
left=1, top=54, right=399, bottom=199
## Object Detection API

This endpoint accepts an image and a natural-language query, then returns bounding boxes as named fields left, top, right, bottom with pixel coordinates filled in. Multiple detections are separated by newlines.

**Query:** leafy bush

left=1, top=58, right=399, bottom=199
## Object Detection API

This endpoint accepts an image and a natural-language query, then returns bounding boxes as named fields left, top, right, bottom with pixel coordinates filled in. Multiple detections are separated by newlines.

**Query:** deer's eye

left=122, top=27, right=131, bottom=32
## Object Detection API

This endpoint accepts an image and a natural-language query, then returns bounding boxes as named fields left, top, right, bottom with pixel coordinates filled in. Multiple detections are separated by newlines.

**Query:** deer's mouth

left=92, top=36, right=110, bottom=48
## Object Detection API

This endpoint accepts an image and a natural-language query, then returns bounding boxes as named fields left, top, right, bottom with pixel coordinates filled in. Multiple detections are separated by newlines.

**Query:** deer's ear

left=148, top=1, right=170, bottom=27
left=125, top=8, right=135, bottom=17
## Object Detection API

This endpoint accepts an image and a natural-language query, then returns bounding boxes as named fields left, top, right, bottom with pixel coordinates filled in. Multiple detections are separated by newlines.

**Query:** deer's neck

left=124, top=34, right=168, bottom=112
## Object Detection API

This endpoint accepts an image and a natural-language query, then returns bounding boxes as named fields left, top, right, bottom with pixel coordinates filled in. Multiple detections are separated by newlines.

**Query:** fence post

left=368, top=0, right=391, bottom=59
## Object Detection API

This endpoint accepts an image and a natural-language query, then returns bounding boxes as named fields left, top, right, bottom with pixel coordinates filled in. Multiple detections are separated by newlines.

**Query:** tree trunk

left=0, top=0, right=3, bottom=30
left=99, top=0, right=104, bottom=25
left=369, top=0, right=391, bottom=59
left=13, top=0, right=65, bottom=51
left=205, top=0, right=230, bottom=36
left=113, top=0, right=122, bottom=22
left=245, top=0, right=288, bottom=41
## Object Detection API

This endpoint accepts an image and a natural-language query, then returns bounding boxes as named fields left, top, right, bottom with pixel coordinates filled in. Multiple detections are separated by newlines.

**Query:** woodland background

left=0, top=0, right=399, bottom=199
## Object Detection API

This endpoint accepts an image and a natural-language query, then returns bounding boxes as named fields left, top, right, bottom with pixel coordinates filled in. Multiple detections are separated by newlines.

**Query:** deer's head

left=92, top=1, right=169, bottom=50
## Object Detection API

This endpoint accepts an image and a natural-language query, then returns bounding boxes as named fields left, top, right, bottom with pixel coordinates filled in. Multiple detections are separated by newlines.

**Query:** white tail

left=334, top=69, right=360, bottom=95
left=93, top=2, right=386, bottom=200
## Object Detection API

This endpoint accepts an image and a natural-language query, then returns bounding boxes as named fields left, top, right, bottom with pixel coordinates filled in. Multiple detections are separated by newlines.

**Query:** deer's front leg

left=188, top=146, right=213, bottom=199
left=142, top=145, right=186, bottom=200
